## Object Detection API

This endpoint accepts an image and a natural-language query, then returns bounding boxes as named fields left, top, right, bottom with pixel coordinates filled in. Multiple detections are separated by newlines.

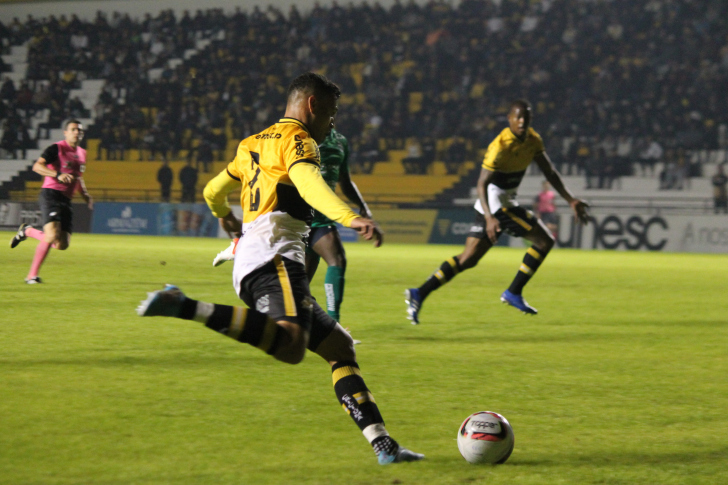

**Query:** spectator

left=402, top=138, right=424, bottom=174
left=356, top=131, right=382, bottom=174
left=196, top=138, right=214, bottom=173
left=97, top=124, right=114, bottom=160
left=157, top=160, right=173, bottom=202
left=444, top=136, right=467, bottom=175
left=1, top=77, right=16, bottom=102
left=639, top=137, right=663, bottom=178
left=711, top=164, right=727, bottom=214
left=179, top=159, right=198, bottom=202
left=420, top=137, right=437, bottom=175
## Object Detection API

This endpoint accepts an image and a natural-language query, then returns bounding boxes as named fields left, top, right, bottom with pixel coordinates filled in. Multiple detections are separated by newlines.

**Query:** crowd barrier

left=2, top=201, right=726, bottom=253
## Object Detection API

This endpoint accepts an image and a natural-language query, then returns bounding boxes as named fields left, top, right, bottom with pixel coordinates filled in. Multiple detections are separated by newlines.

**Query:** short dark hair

left=288, top=72, right=341, bottom=101
left=509, top=99, right=531, bottom=113
left=63, top=118, right=82, bottom=130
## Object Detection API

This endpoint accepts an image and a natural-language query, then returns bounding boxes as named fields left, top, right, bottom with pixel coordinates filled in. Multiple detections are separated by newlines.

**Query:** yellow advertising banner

left=371, top=209, right=437, bottom=244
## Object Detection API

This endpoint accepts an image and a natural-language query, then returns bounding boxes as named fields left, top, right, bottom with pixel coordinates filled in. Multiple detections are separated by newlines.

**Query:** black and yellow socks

left=179, top=298, right=285, bottom=355
left=507, top=246, right=549, bottom=295
left=418, top=256, right=461, bottom=300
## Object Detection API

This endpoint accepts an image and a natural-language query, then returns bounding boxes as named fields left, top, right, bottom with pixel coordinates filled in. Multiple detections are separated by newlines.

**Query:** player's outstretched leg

left=501, top=223, right=554, bottom=314
left=9, top=223, right=28, bottom=248
left=137, top=285, right=295, bottom=362
left=312, top=310, right=423, bottom=465
left=332, top=360, right=425, bottom=465
left=405, top=236, right=491, bottom=324
left=405, top=256, right=461, bottom=324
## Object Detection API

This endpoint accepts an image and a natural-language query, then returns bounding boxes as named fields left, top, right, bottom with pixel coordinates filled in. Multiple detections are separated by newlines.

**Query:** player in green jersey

left=306, top=128, right=379, bottom=323
left=212, top=128, right=380, bottom=325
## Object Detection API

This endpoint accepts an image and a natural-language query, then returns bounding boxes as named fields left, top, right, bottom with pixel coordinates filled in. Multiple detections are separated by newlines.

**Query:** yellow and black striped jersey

left=482, top=127, right=545, bottom=190
left=227, top=118, right=322, bottom=225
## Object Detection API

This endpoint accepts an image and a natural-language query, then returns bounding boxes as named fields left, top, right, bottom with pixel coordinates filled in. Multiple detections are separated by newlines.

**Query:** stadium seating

left=1, top=0, right=726, bottom=210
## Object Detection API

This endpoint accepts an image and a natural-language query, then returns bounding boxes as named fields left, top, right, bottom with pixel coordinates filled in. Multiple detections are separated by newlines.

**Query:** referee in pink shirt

left=9, top=119, right=93, bottom=284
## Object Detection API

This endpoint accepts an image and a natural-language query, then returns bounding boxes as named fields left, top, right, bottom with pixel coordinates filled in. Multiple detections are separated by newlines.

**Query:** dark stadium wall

left=0, top=0, right=443, bottom=20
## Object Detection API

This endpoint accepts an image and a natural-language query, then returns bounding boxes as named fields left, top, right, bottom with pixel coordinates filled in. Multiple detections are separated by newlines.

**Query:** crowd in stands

left=1, top=0, right=727, bottom=192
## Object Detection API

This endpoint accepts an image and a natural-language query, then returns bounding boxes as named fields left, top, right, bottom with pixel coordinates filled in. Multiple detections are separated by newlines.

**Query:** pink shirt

left=41, top=140, right=87, bottom=199
left=537, top=190, right=555, bottom=214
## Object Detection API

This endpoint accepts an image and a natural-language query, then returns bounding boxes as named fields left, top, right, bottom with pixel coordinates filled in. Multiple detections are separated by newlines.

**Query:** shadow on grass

left=0, top=352, right=254, bottom=368
left=398, top=334, right=611, bottom=344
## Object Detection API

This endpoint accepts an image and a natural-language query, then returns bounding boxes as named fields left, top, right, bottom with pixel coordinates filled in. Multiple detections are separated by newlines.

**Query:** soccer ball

left=457, top=411, right=515, bottom=464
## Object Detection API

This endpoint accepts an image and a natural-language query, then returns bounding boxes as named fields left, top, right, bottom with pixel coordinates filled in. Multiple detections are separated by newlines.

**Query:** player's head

left=63, top=118, right=84, bottom=146
left=287, top=72, right=341, bottom=143
left=507, top=99, right=531, bottom=138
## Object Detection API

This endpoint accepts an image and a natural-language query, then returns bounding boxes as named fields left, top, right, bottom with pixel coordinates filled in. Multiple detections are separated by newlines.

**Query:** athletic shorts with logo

left=467, top=206, right=538, bottom=239
left=40, top=188, right=73, bottom=233
left=238, top=254, right=336, bottom=352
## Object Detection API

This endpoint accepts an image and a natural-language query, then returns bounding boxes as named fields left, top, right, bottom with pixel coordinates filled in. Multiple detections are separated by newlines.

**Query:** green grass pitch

left=1, top=232, right=727, bottom=484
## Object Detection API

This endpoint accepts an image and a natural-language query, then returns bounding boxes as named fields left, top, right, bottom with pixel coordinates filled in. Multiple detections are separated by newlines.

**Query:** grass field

left=1, top=232, right=727, bottom=485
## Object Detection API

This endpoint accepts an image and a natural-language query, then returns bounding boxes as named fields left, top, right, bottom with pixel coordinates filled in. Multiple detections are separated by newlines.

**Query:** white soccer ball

left=457, top=411, right=515, bottom=464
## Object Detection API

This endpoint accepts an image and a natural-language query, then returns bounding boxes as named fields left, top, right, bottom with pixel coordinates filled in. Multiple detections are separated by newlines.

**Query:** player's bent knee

left=535, top=233, right=555, bottom=252
left=272, top=322, right=308, bottom=365
left=314, top=324, right=356, bottom=364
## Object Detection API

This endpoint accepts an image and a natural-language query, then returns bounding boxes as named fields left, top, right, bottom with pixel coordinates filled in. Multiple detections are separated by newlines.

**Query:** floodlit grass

left=1, top=232, right=727, bottom=484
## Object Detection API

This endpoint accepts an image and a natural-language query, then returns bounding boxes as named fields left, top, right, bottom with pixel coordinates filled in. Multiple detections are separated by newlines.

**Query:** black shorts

left=467, top=206, right=538, bottom=239
left=39, top=188, right=73, bottom=233
left=308, top=224, right=337, bottom=249
left=541, top=211, right=558, bottom=225
left=238, top=255, right=337, bottom=352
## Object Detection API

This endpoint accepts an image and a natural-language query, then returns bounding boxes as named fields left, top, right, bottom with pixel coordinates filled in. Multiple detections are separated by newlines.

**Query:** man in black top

left=179, top=159, right=198, bottom=203
left=157, top=160, right=173, bottom=202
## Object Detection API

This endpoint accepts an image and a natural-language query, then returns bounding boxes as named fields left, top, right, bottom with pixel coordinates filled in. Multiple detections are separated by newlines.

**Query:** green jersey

left=311, top=129, right=350, bottom=228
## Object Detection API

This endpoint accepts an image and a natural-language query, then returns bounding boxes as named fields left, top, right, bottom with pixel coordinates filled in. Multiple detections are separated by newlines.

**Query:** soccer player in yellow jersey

left=137, top=73, right=422, bottom=465
left=405, top=100, right=589, bottom=321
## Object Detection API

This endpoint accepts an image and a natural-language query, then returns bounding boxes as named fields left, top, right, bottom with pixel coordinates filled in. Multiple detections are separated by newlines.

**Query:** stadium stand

left=1, top=0, right=727, bottom=209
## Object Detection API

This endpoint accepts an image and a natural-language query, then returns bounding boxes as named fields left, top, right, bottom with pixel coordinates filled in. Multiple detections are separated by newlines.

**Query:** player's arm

left=33, top=152, right=74, bottom=184
left=203, top=168, right=243, bottom=237
left=533, top=152, right=589, bottom=224
left=476, top=167, right=500, bottom=243
left=338, top=165, right=372, bottom=219
left=289, top=162, right=382, bottom=246
left=76, top=177, right=93, bottom=210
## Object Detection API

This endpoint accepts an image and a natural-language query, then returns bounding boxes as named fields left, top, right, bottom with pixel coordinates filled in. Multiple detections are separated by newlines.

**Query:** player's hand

left=86, top=196, right=94, bottom=210
left=57, top=173, right=75, bottom=184
left=570, top=199, right=590, bottom=225
left=485, top=215, right=500, bottom=244
left=219, top=212, right=242, bottom=238
left=351, top=217, right=383, bottom=247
